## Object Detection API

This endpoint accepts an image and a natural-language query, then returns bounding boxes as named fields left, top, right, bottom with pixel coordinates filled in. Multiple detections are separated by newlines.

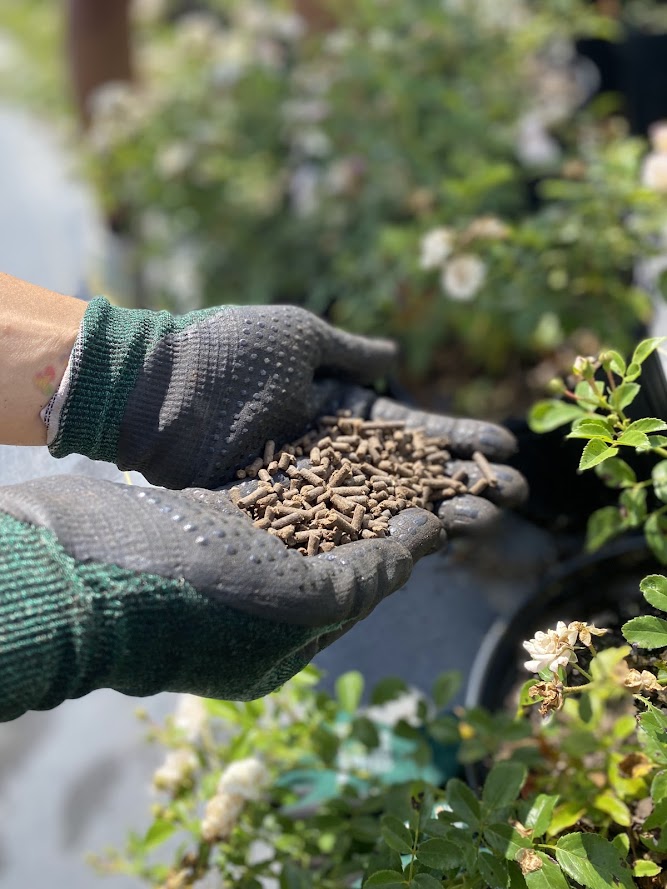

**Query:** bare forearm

left=0, top=274, right=86, bottom=445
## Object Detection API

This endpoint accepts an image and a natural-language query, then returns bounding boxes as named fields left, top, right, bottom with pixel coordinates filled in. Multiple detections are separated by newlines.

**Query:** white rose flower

left=201, top=792, right=245, bottom=843
left=419, top=227, right=455, bottom=270
left=217, top=757, right=269, bottom=800
left=649, top=120, right=667, bottom=154
left=173, top=694, right=207, bottom=742
left=523, top=621, right=578, bottom=675
left=153, top=748, right=198, bottom=792
left=441, top=254, right=487, bottom=301
left=642, top=152, right=667, bottom=193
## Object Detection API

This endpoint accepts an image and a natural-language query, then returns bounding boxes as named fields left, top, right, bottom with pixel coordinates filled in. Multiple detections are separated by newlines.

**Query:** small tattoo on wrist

left=34, top=365, right=58, bottom=397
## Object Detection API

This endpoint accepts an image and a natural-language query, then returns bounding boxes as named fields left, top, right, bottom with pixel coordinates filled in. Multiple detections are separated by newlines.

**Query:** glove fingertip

left=387, top=508, right=443, bottom=561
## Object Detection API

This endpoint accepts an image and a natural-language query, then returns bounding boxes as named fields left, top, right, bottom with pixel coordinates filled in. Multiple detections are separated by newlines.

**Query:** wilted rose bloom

left=217, top=757, right=269, bottom=800
left=529, top=679, right=564, bottom=716
left=419, top=227, right=454, bottom=270
left=624, top=668, right=662, bottom=693
left=523, top=621, right=579, bottom=674
left=465, top=216, right=510, bottom=241
left=153, top=748, right=198, bottom=792
left=649, top=120, right=667, bottom=154
left=642, top=152, right=667, bottom=193
left=173, top=694, right=207, bottom=742
left=567, top=621, right=608, bottom=647
left=201, top=792, right=245, bottom=843
left=441, top=254, right=487, bottom=301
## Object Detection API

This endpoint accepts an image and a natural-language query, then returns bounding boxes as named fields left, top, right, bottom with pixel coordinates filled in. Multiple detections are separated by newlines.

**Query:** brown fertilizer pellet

left=231, top=414, right=497, bottom=556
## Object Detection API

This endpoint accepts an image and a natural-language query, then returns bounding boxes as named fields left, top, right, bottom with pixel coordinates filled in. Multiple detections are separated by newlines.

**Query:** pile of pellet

left=230, top=413, right=497, bottom=556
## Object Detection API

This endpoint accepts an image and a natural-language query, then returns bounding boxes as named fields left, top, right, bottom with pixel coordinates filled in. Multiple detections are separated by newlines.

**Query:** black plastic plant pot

left=463, top=534, right=658, bottom=786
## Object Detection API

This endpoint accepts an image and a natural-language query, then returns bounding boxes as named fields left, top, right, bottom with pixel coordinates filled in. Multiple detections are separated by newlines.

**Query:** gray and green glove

left=0, top=475, right=442, bottom=722
left=44, top=298, right=521, bottom=499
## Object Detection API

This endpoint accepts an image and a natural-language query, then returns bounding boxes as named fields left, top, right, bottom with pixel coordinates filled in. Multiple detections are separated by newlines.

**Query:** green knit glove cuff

left=45, top=297, right=216, bottom=464
left=0, top=510, right=327, bottom=722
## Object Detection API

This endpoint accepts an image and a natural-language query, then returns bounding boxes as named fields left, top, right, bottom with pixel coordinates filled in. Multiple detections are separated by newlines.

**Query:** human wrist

left=0, top=273, right=86, bottom=445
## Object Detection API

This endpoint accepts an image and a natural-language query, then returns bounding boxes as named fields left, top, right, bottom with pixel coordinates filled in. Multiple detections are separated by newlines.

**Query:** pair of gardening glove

left=0, top=299, right=527, bottom=721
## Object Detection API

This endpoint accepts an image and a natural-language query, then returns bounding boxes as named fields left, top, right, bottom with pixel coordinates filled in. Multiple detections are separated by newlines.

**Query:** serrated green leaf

left=526, top=794, right=559, bottom=837
left=638, top=703, right=667, bottom=765
left=593, top=791, right=631, bottom=826
left=640, top=575, right=667, bottom=612
left=370, top=677, right=409, bottom=706
left=594, top=457, right=636, bottom=488
left=653, top=461, right=667, bottom=504
left=625, top=418, right=667, bottom=434
left=610, top=382, right=640, bottom=411
left=625, top=361, right=642, bottom=381
left=478, top=850, right=509, bottom=889
left=142, top=818, right=176, bottom=850
left=432, top=671, right=461, bottom=710
left=524, top=853, right=570, bottom=889
left=646, top=511, right=667, bottom=564
left=381, top=816, right=414, bottom=855
left=482, top=762, right=527, bottom=810
left=364, top=869, right=406, bottom=887
left=575, top=380, right=605, bottom=403
left=633, top=860, right=662, bottom=877
left=586, top=506, right=624, bottom=552
left=579, top=440, right=619, bottom=471
left=649, top=435, right=667, bottom=448
left=616, top=429, right=651, bottom=448
left=528, top=400, right=588, bottom=434
left=445, top=778, right=480, bottom=828
left=336, top=671, right=364, bottom=713
left=484, top=823, right=531, bottom=860
left=416, top=837, right=461, bottom=870
left=410, top=874, right=443, bottom=889
left=622, top=615, right=667, bottom=649
left=566, top=418, right=614, bottom=442
left=631, top=336, right=666, bottom=367
left=612, top=834, right=630, bottom=857
left=651, top=769, right=667, bottom=801
left=555, top=832, right=634, bottom=889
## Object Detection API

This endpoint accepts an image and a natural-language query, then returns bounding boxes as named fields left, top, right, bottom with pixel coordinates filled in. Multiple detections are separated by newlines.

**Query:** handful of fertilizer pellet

left=230, top=412, right=497, bottom=556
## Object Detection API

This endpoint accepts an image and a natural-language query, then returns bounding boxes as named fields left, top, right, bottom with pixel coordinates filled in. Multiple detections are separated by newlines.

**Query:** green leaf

left=631, top=336, right=666, bottom=367
left=619, top=487, right=647, bottom=527
left=579, top=440, right=619, bottom=471
left=142, top=819, right=176, bottom=850
left=610, top=382, right=640, bottom=411
left=612, top=834, right=630, bottom=857
left=555, top=832, right=634, bottom=889
left=428, top=714, right=460, bottom=745
left=364, top=843, right=403, bottom=880
left=445, top=778, right=480, bottom=828
left=586, top=506, right=624, bottom=552
left=625, top=418, right=667, bottom=434
left=625, top=361, right=642, bottom=382
left=616, top=429, right=651, bottom=448
left=351, top=716, right=381, bottom=749
left=633, top=860, right=662, bottom=878
left=524, top=854, right=571, bottom=889
left=381, top=816, right=414, bottom=855
left=410, top=875, right=443, bottom=889
left=593, top=791, right=631, bottom=827
left=525, top=794, right=559, bottom=837
left=653, top=461, right=667, bottom=504
left=528, top=400, right=587, bottom=434
left=336, top=671, right=364, bottom=713
left=547, top=802, right=586, bottom=837
left=643, top=797, right=667, bottom=830
left=622, top=615, right=667, bottom=649
left=416, top=838, right=461, bottom=871
left=649, top=435, right=667, bottom=448
left=478, top=850, right=509, bottom=889
left=651, top=769, right=667, bottom=801
left=594, top=457, right=636, bottom=489
left=364, top=870, right=406, bottom=887
left=566, top=418, right=614, bottom=442
left=370, top=677, right=409, bottom=706
left=482, top=762, right=527, bottom=810
left=280, top=862, right=314, bottom=889
left=432, top=672, right=461, bottom=710
left=640, top=574, right=667, bottom=612
left=484, top=823, right=531, bottom=860
left=603, top=350, right=626, bottom=376
left=646, top=511, right=667, bottom=564
left=638, top=703, right=667, bottom=765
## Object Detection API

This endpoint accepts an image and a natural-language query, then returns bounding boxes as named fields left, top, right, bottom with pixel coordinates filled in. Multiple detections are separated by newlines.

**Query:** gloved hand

left=0, top=475, right=442, bottom=721
left=43, top=299, right=522, bottom=499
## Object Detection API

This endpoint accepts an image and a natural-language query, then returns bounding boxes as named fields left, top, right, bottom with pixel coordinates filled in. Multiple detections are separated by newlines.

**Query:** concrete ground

left=0, top=104, right=559, bottom=889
